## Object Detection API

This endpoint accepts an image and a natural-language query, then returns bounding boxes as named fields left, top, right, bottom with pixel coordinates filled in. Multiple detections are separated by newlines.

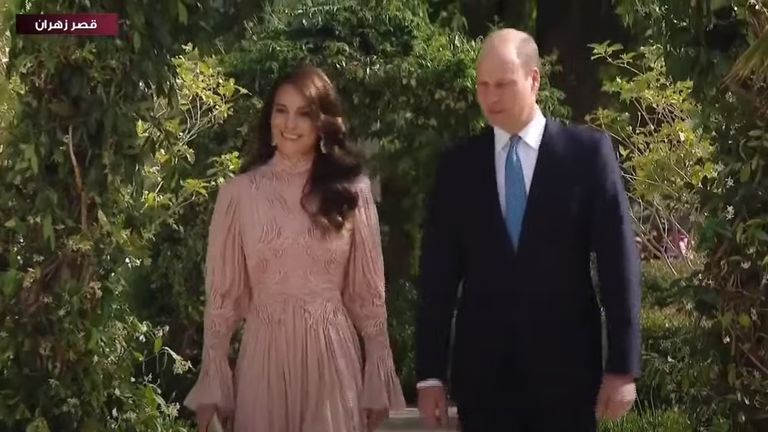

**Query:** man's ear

left=531, top=67, right=541, bottom=93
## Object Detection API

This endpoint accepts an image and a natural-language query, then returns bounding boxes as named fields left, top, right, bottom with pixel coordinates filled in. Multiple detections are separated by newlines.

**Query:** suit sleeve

left=590, top=132, right=642, bottom=378
left=415, top=148, right=464, bottom=383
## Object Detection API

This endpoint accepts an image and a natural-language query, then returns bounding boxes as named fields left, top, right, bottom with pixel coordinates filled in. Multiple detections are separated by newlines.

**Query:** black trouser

left=457, top=391, right=598, bottom=432
left=453, top=351, right=600, bottom=432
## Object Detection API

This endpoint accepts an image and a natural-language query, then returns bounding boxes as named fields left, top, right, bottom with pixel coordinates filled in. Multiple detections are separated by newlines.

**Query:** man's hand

left=417, top=385, right=449, bottom=428
left=596, top=374, right=636, bottom=421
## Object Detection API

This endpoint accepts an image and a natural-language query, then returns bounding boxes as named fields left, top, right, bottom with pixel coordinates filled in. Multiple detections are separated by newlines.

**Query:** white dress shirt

left=494, top=107, right=546, bottom=215
left=416, top=107, right=547, bottom=390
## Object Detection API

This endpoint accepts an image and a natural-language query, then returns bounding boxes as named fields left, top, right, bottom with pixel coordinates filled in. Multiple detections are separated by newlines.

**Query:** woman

left=184, top=65, right=406, bottom=432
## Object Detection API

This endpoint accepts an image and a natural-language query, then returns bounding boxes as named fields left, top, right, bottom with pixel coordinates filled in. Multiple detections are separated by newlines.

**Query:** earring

left=319, top=138, right=327, bottom=154
left=271, top=141, right=277, bottom=147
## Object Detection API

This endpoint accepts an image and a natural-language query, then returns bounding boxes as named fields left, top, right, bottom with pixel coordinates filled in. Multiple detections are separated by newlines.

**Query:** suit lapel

left=476, top=119, right=561, bottom=256
left=516, top=119, right=560, bottom=251
left=474, top=127, right=513, bottom=256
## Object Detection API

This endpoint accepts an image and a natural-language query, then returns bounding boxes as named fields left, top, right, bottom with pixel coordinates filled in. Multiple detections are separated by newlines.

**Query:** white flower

left=166, top=403, right=180, bottom=418
left=42, top=296, right=52, bottom=304
left=726, top=177, right=734, bottom=188
left=112, top=408, right=118, bottom=418
left=725, top=206, right=735, bottom=220
left=39, top=341, right=52, bottom=356
left=124, top=411, right=137, bottom=421
left=172, top=357, right=192, bottom=375
left=723, top=335, right=731, bottom=344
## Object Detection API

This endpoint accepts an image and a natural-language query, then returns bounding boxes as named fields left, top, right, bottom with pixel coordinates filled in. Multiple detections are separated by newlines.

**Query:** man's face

left=476, top=49, right=539, bottom=133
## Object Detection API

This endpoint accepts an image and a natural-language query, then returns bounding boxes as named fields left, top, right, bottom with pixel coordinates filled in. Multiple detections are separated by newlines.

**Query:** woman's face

left=270, top=84, right=319, bottom=159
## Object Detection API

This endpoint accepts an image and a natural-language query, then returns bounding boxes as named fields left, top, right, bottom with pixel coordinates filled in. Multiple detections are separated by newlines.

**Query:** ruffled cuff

left=183, top=357, right=235, bottom=414
left=360, top=350, right=407, bottom=411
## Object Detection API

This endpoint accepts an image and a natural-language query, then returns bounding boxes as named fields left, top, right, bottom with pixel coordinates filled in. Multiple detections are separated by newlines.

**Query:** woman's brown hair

left=240, top=65, right=363, bottom=231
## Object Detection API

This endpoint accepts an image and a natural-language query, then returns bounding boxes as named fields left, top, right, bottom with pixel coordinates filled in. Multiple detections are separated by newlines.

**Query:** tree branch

left=741, top=344, right=768, bottom=377
left=66, top=125, right=87, bottom=229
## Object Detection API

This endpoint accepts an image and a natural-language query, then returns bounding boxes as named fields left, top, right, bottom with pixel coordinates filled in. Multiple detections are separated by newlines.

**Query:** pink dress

left=184, top=154, right=406, bottom=431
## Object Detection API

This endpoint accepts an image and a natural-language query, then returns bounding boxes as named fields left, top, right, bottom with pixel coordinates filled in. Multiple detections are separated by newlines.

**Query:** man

left=415, top=28, right=642, bottom=432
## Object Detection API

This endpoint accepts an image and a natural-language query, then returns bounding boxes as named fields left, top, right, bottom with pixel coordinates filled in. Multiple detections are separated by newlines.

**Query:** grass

left=599, top=410, right=693, bottom=432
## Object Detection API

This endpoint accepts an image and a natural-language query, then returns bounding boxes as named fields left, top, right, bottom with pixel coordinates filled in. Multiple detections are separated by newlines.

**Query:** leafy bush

left=0, top=0, right=242, bottom=428
left=599, top=410, right=695, bottom=432
left=612, top=2, right=768, bottom=428
left=641, top=259, right=697, bottom=308
left=587, top=43, right=718, bottom=263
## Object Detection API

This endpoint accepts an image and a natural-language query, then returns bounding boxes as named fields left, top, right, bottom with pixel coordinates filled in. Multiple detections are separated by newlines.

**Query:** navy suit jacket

left=415, top=119, right=642, bottom=403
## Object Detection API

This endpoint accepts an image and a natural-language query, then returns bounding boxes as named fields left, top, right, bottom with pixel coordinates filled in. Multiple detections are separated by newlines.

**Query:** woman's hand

left=196, top=405, right=216, bottom=432
left=364, top=407, right=390, bottom=431
left=196, top=405, right=232, bottom=432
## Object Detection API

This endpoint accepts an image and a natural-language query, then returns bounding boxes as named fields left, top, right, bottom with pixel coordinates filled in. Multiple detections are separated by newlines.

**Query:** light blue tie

left=505, top=135, right=527, bottom=248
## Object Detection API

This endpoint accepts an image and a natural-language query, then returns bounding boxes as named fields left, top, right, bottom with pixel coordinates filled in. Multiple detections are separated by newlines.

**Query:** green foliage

left=0, top=0, right=244, bottom=428
left=587, top=43, right=718, bottom=262
left=599, top=410, right=695, bottom=432
left=639, top=305, right=733, bottom=424
left=635, top=261, right=727, bottom=426
left=613, top=1, right=768, bottom=428
left=640, top=259, right=696, bottom=308
left=725, top=4, right=768, bottom=85
left=690, top=118, right=768, bottom=429
left=612, top=0, right=750, bottom=87
left=125, top=48, right=248, bottom=403
left=0, top=0, right=18, bottom=146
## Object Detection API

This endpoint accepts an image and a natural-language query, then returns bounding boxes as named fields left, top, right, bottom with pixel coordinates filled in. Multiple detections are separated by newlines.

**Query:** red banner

left=15, top=13, right=119, bottom=36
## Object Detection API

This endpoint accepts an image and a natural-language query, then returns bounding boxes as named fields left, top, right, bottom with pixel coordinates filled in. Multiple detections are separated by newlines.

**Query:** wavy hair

left=240, top=65, right=363, bottom=231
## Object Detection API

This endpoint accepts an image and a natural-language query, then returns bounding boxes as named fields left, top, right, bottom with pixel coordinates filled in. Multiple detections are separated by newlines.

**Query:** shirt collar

left=494, top=106, right=546, bottom=153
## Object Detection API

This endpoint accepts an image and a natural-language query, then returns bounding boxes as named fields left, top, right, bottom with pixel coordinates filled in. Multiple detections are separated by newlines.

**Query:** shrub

left=599, top=410, right=694, bottom=432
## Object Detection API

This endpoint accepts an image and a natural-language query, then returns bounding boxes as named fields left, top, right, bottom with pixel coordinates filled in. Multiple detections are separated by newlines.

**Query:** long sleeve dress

left=183, top=154, right=406, bottom=432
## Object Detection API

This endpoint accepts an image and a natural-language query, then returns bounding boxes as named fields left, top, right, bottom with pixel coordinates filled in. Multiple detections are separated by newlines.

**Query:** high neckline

left=269, top=151, right=315, bottom=174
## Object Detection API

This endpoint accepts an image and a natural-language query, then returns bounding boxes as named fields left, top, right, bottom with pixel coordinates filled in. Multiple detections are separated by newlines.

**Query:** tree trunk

left=535, top=0, right=630, bottom=120
left=461, top=0, right=535, bottom=38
